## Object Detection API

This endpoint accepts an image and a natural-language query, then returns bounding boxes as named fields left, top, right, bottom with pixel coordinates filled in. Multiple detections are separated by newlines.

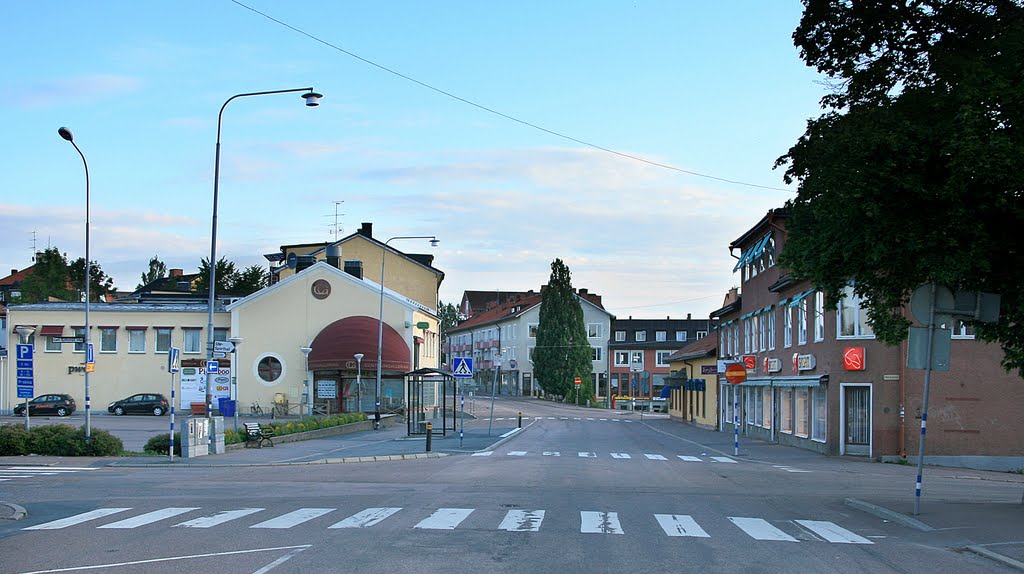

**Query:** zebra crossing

left=21, top=505, right=872, bottom=544
left=468, top=451, right=810, bottom=472
left=0, top=466, right=98, bottom=482
left=491, top=416, right=637, bottom=423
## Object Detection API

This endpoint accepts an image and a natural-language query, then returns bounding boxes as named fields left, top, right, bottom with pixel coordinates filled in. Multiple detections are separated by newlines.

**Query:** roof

left=461, top=290, right=532, bottom=314
left=666, top=334, right=717, bottom=362
left=0, top=266, right=33, bottom=287
left=6, top=302, right=222, bottom=313
left=450, top=293, right=544, bottom=333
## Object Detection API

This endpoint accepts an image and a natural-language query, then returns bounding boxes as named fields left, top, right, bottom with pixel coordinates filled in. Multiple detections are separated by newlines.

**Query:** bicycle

left=250, top=402, right=264, bottom=416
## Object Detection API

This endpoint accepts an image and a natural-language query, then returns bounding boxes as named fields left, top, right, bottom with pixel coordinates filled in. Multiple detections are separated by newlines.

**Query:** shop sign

left=793, top=353, right=816, bottom=372
left=700, top=365, right=717, bottom=375
left=843, top=347, right=866, bottom=371
left=311, top=279, right=331, bottom=300
left=741, top=355, right=757, bottom=370
left=763, top=357, right=782, bottom=374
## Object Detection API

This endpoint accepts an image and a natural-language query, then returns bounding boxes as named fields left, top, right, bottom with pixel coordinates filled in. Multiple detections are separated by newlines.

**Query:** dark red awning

left=39, top=325, right=64, bottom=336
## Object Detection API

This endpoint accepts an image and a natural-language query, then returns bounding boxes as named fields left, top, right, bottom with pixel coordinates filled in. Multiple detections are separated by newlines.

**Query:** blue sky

left=1, top=1, right=826, bottom=318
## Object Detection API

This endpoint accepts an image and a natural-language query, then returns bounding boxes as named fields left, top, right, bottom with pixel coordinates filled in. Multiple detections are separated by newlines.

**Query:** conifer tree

left=532, top=259, right=593, bottom=403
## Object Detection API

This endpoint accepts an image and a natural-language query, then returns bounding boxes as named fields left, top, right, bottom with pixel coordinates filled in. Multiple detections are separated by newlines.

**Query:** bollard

left=425, top=422, right=433, bottom=452
left=518, top=412, right=522, bottom=428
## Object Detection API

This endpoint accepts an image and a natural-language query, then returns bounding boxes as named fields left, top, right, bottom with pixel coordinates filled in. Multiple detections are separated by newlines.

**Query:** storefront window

left=762, top=387, right=772, bottom=430
left=812, top=386, right=827, bottom=441
left=795, top=388, right=809, bottom=437
left=780, top=388, right=793, bottom=433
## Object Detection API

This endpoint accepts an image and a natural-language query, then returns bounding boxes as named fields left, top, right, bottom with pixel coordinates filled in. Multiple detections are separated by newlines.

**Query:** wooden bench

left=243, top=422, right=274, bottom=448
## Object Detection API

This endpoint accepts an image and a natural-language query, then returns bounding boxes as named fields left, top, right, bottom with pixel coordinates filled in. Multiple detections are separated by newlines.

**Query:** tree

left=137, top=256, right=167, bottom=289
left=68, top=257, right=114, bottom=302
left=16, top=248, right=74, bottom=303
left=776, top=0, right=1024, bottom=376
left=437, top=301, right=461, bottom=365
left=230, top=265, right=269, bottom=296
left=193, top=257, right=238, bottom=294
left=532, top=259, right=594, bottom=402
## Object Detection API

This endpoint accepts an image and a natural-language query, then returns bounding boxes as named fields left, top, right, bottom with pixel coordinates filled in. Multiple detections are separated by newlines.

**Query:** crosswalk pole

left=734, top=393, right=739, bottom=456
left=459, top=384, right=464, bottom=448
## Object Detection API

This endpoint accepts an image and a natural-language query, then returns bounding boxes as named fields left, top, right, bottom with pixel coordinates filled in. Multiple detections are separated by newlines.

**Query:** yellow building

left=665, top=334, right=719, bottom=430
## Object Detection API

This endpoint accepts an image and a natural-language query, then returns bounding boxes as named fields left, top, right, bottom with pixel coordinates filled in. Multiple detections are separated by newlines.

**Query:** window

left=797, top=299, right=808, bottom=345
left=45, top=336, right=61, bottom=352
left=156, top=328, right=172, bottom=353
left=128, top=329, right=146, bottom=353
left=761, top=387, right=772, bottom=430
left=675, top=331, right=687, bottom=342
left=528, top=346, right=535, bottom=361
left=780, top=388, right=793, bottom=433
left=588, top=324, right=602, bottom=338
left=529, top=324, right=539, bottom=338
left=614, top=330, right=626, bottom=342
left=214, top=328, right=228, bottom=342
left=696, top=330, right=707, bottom=340
left=100, top=328, right=117, bottom=352
left=257, top=356, right=283, bottom=382
left=950, top=319, right=976, bottom=339
left=744, top=318, right=752, bottom=353
left=837, top=285, right=874, bottom=338
left=656, top=351, right=672, bottom=367
left=795, top=388, right=809, bottom=437
left=591, top=347, right=602, bottom=361
left=814, top=292, right=825, bottom=342
left=73, top=327, right=86, bottom=353
left=655, top=330, right=667, bottom=342
left=811, top=386, right=827, bottom=441
left=630, top=351, right=644, bottom=368
left=183, top=329, right=201, bottom=353
left=784, top=306, right=792, bottom=348
left=766, top=311, right=776, bottom=351
left=614, top=351, right=630, bottom=367
left=755, top=314, right=764, bottom=352
left=635, top=330, right=647, bottom=342
left=731, top=324, right=739, bottom=356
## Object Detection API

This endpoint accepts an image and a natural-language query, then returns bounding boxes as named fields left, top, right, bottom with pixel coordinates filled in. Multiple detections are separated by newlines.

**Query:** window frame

left=100, top=328, right=117, bottom=353
left=155, top=328, right=172, bottom=353
left=128, top=329, right=146, bottom=354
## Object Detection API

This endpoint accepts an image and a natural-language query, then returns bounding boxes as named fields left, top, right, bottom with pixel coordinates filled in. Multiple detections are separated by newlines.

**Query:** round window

left=257, top=356, right=283, bottom=383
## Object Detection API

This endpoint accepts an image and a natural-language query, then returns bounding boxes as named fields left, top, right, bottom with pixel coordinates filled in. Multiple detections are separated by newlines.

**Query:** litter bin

left=218, top=398, right=236, bottom=418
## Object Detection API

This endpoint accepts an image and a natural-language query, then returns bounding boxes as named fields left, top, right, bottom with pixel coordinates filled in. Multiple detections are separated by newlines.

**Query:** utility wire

left=230, top=0, right=794, bottom=193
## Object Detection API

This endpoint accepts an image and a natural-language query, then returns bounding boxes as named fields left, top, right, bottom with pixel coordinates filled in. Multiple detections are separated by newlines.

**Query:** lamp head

left=58, top=127, right=74, bottom=142
left=354, top=353, right=364, bottom=362
left=300, top=346, right=313, bottom=356
left=429, top=238, right=440, bottom=248
left=302, top=91, right=323, bottom=107
left=15, top=325, right=36, bottom=340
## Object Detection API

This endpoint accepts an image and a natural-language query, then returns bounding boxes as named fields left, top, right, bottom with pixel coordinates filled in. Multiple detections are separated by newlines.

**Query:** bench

left=243, top=422, right=274, bottom=448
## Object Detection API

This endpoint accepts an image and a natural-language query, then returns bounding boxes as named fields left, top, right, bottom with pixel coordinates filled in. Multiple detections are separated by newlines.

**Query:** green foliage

left=137, top=255, right=168, bottom=289
left=79, top=427, right=123, bottom=456
left=143, top=432, right=182, bottom=456
left=777, top=0, right=1024, bottom=376
left=193, top=256, right=239, bottom=294
left=437, top=301, right=461, bottom=364
left=532, top=259, right=594, bottom=403
left=29, top=424, right=84, bottom=456
left=0, top=425, right=31, bottom=455
left=68, top=257, right=114, bottom=302
left=0, top=424, right=122, bottom=456
left=231, top=265, right=269, bottom=296
left=16, top=247, right=74, bottom=303
left=267, top=413, right=365, bottom=438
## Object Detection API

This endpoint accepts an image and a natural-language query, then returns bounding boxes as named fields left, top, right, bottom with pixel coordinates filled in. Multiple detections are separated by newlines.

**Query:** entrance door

left=842, top=385, right=871, bottom=456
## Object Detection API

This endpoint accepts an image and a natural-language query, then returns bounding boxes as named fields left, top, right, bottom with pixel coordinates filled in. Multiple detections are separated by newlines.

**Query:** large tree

left=193, top=257, right=239, bottom=294
left=532, top=259, right=594, bottom=402
left=16, top=247, right=74, bottom=303
left=137, top=255, right=167, bottom=289
left=776, top=0, right=1024, bottom=375
left=68, top=257, right=114, bottom=302
left=230, top=264, right=269, bottom=296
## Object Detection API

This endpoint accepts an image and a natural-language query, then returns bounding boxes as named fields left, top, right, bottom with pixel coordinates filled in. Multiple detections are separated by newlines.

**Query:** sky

left=1, top=1, right=828, bottom=320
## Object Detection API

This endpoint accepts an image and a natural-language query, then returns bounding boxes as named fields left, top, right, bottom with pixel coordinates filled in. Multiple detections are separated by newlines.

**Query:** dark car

left=107, top=393, right=169, bottom=416
left=13, top=394, right=77, bottom=417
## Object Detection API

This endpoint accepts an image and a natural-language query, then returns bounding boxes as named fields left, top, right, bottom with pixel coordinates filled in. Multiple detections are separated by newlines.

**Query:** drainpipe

left=899, top=310, right=909, bottom=458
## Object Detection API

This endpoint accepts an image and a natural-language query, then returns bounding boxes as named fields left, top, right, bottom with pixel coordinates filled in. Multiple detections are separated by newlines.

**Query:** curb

left=844, top=498, right=934, bottom=531
left=966, top=545, right=1024, bottom=572
left=0, top=502, right=27, bottom=521
left=107, top=452, right=448, bottom=468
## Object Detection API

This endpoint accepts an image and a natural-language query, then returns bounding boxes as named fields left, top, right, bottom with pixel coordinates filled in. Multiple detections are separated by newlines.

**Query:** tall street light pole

left=375, top=235, right=439, bottom=429
left=354, top=353, right=364, bottom=413
left=205, top=88, right=322, bottom=444
left=57, top=127, right=92, bottom=443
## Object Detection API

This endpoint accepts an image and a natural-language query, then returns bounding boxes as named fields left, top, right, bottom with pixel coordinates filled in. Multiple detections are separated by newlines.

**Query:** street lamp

left=301, top=346, right=313, bottom=416
left=353, top=353, right=364, bottom=413
left=375, top=235, right=439, bottom=429
left=14, top=325, right=35, bottom=431
left=57, top=126, right=92, bottom=443
left=205, top=88, right=322, bottom=441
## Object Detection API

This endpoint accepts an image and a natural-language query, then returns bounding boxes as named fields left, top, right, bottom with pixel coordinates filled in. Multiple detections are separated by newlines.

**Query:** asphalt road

left=1, top=397, right=1022, bottom=573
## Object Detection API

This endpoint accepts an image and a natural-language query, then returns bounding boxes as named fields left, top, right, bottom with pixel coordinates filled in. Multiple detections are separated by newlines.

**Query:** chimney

left=343, top=260, right=363, bottom=279
left=170, top=268, right=183, bottom=277
left=295, top=255, right=315, bottom=273
left=579, top=288, right=588, bottom=296
left=359, top=222, right=373, bottom=238
left=11, top=268, right=16, bottom=276
left=687, top=313, right=692, bottom=320
left=326, top=244, right=342, bottom=269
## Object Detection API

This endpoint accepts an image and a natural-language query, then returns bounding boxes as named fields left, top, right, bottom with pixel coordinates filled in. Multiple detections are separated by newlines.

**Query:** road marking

left=507, top=451, right=527, bottom=456
left=499, top=509, right=545, bottom=532
left=586, top=417, right=595, bottom=420
left=471, top=451, right=493, bottom=457
left=773, top=465, right=812, bottom=473
left=251, top=508, right=334, bottom=529
left=729, top=517, right=798, bottom=541
left=175, top=508, right=264, bottom=528
left=14, top=545, right=311, bottom=574
left=24, top=508, right=131, bottom=530
left=542, top=452, right=560, bottom=456
left=499, top=428, right=521, bottom=438
left=795, top=520, right=872, bottom=544
left=0, top=471, right=59, bottom=475
left=414, top=508, right=474, bottom=530
left=547, top=417, right=555, bottom=420
left=677, top=456, right=702, bottom=462
left=580, top=511, right=623, bottom=534
left=599, top=418, right=608, bottom=421
left=98, top=507, right=198, bottom=529
left=611, top=419, right=620, bottom=422
left=623, top=420, right=633, bottom=423
left=578, top=452, right=596, bottom=457
left=654, top=514, right=710, bottom=538
left=559, top=417, right=568, bottom=420
left=0, top=475, right=39, bottom=478
left=710, top=456, right=737, bottom=463
left=644, top=454, right=668, bottom=460
left=330, top=507, right=402, bottom=528
left=6, top=466, right=98, bottom=471
left=610, top=453, right=631, bottom=459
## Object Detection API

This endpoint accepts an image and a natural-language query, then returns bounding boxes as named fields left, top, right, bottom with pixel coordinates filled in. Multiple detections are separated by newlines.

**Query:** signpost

left=574, top=376, right=582, bottom=408
left=16, top=344, right=33, bottom=430
left=452, top=358, right=473, bottom=447
left=724, top=363, right=746, bottom=456
left=168, top=347, right=180, bottom=462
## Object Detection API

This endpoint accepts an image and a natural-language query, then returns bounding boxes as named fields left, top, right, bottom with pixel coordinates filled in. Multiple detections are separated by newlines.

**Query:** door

left=842, top=385, right=871, bottom=456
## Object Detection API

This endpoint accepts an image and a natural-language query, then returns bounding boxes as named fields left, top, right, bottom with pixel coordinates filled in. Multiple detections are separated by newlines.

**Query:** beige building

left=666, top=334, right=719, bottom=430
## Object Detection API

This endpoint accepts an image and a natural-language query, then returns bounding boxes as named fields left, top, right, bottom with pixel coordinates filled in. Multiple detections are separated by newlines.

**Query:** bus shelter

left=404, top=368, right=456, bottom=436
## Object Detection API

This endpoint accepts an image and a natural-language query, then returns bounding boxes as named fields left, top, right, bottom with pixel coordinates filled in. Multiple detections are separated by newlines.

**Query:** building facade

left=665, top=334, right=718, bottom=429
left=607, top=316, right=709, bottom=402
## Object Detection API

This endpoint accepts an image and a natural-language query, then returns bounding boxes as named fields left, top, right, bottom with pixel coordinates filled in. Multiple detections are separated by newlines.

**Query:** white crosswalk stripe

left=0, top=466, right=98, bottom=483
left=610, top=453, right=631, bottom=459
left=644, top=454, right=668, bottom=460
left=677, top=456, right=702, bottom=462
left=471, top=451, right=493, bottom=456
left=21, top=506, right=874, bottom=544
left=710, top=456, right=737, bottom=463
left=507, top=451, right=527, bottom=456
left=542, top=452, right=560, bottom=456
left=579, top=452, right=596, bottom=457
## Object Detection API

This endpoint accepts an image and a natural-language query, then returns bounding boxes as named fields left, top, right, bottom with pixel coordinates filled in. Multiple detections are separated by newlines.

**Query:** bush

left=81, top=427, right=123, bottom=456
left=30, top=424, right=83, bottom=456
left=0, top=424, right=31, bottom=456
left=143, top=432, right=181, bottom=456
left=265, top=413, right=365, bottom=438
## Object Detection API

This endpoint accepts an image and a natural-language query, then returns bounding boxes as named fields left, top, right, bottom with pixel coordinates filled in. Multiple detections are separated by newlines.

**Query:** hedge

left=0, top=423, right=123, bottom=456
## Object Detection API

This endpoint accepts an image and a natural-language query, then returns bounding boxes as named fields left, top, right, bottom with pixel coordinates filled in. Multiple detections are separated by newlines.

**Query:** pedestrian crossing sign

left=452, top=357, right=473, bottom=378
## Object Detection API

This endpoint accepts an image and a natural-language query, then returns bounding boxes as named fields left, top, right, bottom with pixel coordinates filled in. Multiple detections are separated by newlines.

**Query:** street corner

left=0, top=501, right=28, bottom=521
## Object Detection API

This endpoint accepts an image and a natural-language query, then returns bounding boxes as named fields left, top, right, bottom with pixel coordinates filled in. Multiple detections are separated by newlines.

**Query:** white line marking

left=98, top=507, right=199, bottom=529
left=471, top=451, right=493, bottom=457
left=15, top=545, right=311, bottom=574
left=175, top=508, right=264, bottom=528
left=24, top=508, right=131, bottom=530
left=655, top=514, right=710, bottom=537
left=0, top=471, right=60, bottom=475
left=623, top=420, right=633, bottom=423
left=547, top=417, right=555, bottom=420
left=795, top=520, right=873, bottom=544
left=414, top=508, right=474, bottom=530
left=251, top=508, right=334, bottom=529
left=6, top=467, right=97, bottom=471
left=498, top=509, right=544, bottom=532
left=506, top=451, right=527, bottom=456
left=0, top=475, right=40, bottom=478
left=499, top=428, right=521, bottom=438
left=610, top=419, right=619, bottom=422
left=251, top=545, right=309, bottom=574
left=578, top=452, right=596, bottom=458
left=580, top=511, right=623, bottom=534
left=329, top=507, right=402, bottom=528
left=586, top=418, right=595, bottom=421
left=644, top=454, right=668, bottom=460
left=710, top=456, right=737, bottom=463
left=610, top=453, right=631, bottom=459
left=677, top=456, right=702, bottom=462
left=542, top=452, right=560, bottom=456
left=729, top=517, right=798, bottom=541
left=599, top=419, right=608, bottom=421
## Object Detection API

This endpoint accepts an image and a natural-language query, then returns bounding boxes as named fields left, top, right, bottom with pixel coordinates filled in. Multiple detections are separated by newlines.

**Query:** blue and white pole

left=734, top=390, right=739, bottom=456
left=169, top=378, right=176, bottom=462
left=459, top=385, right=465, bottom=448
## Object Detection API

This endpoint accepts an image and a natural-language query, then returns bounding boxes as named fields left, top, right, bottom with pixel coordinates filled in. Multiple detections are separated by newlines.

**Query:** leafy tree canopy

left=16, top=248, right=74, bottom=303
left=231, top=264, right=269, bottom=296
left=68, top=257, right=114, bottom=302
left=137, top=255, right=167, bottom=289
left=532, top=259, right=594, bottom=402
left=777, top=0, right=1024, bottom=375
left=193, top=257, right=239, bottom=294
left=437, top=301, right=461, bottom=364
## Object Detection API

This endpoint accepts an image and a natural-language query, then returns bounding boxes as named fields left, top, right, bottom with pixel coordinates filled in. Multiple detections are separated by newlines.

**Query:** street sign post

left=724, top=362, right=746, bottom=456
left=16, top=344, right=34, bottom=399
left=452, top=357, right=474, bottom=449
left=168, top=347, right=180, bottom=463
left=213, top=341, right=234, bottom=353
left=725, top=363, right=747, bottom=385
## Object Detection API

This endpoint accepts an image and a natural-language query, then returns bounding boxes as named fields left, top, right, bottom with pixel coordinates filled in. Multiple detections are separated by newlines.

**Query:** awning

left=788, top=289, right=815, bottom=308
left=732, top=232, right=773, bottom=272
left=738, top=375, right=827, bottom=387
left=39, top=325, right=64, bottom=336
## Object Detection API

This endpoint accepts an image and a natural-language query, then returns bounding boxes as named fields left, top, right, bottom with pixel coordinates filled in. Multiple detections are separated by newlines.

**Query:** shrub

left=143, top=432, right=182, bottom=456
left=29, top=424, right=83, bottom=456
left=0, top=424, right=31, bottom=456
left=80, top=427, right=123, bottom=456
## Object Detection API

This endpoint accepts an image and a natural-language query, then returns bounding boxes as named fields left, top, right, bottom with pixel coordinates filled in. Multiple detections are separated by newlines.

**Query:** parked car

left=13, top=394, right=77, bottom=417
left=107, top=393, right=169, bottom=416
